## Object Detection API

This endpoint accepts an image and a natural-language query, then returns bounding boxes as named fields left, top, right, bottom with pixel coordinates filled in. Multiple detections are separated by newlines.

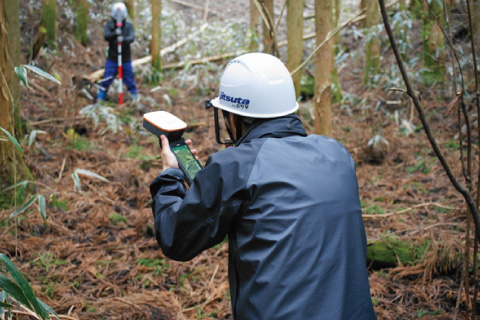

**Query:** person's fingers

left=160, top=135, right=179, bottom=169
left=185, top=139, right=199, bottom=159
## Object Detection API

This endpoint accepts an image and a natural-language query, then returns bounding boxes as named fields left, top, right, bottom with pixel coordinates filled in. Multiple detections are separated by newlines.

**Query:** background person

left=96, top=2, right=138, bottom=103
left=149, top=53, right=376, bottom=319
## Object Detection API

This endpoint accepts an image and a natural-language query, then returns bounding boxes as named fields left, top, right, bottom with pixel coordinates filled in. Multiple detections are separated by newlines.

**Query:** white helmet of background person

left=112, top=2, right=128, bottom=22
left=210, top=53, right=298, bottom=118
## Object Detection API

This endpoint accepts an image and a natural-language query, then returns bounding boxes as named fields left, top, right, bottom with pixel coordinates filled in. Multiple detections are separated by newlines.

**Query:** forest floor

left=2, top=0, right=479, bottom=319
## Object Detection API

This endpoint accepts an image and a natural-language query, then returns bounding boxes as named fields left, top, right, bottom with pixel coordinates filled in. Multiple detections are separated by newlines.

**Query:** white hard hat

left=210, top=53, right=298, bottom=118
left=112, top=2, right=128, bottom=21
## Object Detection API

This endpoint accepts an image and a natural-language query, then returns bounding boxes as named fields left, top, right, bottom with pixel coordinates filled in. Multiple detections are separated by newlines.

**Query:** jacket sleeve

left=104, top=20, right=116, bottom=41
left=123, top=23, right=135, bottom=44
left=150, top=152, right=250, bottom=261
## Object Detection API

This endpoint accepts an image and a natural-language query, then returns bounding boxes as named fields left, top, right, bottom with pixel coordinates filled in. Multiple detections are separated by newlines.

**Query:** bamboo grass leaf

left=0, top=301, right=13, bottom=308
left=22, top=64, right=62, bottom=85
left=74, top=168, right=110, bottom=182
left=38, top=299, right=60, bottom=319
left=38, top=195, right=47, bottom=224
left=3, top=180, right=29, bottom=192
left=0, top=274, right=31, bottom=309
left=28, top=130, right=46, bottom=148
left=0, top=254, right=50, bottom=319
left=72, top=172, right=82, bottom=192
left=14, top=66, right=28, bottom=87
left=10, top=195, right=38, bottom=218
left=0, top=127, right=23, bottom=155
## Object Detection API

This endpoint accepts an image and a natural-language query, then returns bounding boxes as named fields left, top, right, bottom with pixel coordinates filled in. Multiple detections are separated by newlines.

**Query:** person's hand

left=117, top=36, right=124, bottom=43
left=115, top=28, right=122, bottom=35
left=160, top=135, right=178, bottom=170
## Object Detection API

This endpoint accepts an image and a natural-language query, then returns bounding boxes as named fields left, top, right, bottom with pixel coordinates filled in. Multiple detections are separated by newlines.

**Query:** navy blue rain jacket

left=150, top=114, right=376, bottom=320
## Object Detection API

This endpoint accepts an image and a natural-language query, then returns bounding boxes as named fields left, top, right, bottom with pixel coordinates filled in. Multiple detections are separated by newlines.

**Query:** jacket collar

left=235, top=114, right=307, bottom=146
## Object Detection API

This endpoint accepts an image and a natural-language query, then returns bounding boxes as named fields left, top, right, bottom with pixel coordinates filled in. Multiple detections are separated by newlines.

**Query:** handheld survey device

left=143, top=111, right=202, bottom=186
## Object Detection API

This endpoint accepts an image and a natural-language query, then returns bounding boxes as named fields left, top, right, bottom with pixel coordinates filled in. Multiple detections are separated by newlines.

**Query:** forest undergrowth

left=1, top=0, right=478, bottom=319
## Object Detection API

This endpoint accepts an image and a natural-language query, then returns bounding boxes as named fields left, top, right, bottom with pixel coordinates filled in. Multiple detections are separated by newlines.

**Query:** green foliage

left=108, top=212, right=128, bottom=225
left=0, top=254, right=59, bottom=319
left=137, top=258, right=169, bottom=276
left=405, top=159, right=431, bottom=174
left=32, top=252, right=68, bottom=272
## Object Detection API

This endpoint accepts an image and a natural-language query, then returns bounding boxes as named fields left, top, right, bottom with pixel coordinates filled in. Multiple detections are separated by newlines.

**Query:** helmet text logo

left=220, top=92, right=250, bottom=109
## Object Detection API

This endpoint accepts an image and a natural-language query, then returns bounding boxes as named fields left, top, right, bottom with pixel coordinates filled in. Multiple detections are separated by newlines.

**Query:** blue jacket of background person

left=150, top=114, right=377, bottom=320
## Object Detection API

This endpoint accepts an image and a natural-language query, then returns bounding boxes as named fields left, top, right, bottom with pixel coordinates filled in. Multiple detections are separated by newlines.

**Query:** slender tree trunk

left=250, top=0, right=261, bottom=51
left=75, top=0, right=89, bottom=47
left=125, top=0, right=138, bottom=29
left=42, top=0, right=57, bottom=47
left=363, top=0, right=381, bottom=85
left=0, top=0, right=32, bottom=205
left=261, top=0, right=274, bottom=53
left=314, top=0, right=333, bottom=136
left=472, top=0, right=480, bottom=45
left=421, top=0, right=445, bottom=86
left=331, top=0, right=342, bottom=103
left=286, top=0, right=304, bottom=98
left=151, top=0, right=162, bottom=76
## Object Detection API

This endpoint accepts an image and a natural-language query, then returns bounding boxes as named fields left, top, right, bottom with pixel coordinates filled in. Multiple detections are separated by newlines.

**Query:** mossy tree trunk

left=42, top=0, right=57, bottom=48
left=286, top=0, right=304, bottom=99
left=151, top=0, right=162, bottom=76
left=421, top=0, right=445, bottom=86
left=363, top=0, right=381, bottom=86
left=261, top=0, right=275, bottom=54
left=250, top=0, right=261, bottom=52
left=399, top=0, right=408, bottom=61
left=125, top=0, right=138, bottom=29
left=75, top=0, right=89, bottom=47
left=314, top=0, right=333, bottom=137
left=0, top=1, right=33, bottom=206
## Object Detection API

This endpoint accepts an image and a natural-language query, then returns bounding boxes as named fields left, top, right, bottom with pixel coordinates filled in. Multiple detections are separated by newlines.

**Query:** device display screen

left=171, top=144, right=202, bottom=181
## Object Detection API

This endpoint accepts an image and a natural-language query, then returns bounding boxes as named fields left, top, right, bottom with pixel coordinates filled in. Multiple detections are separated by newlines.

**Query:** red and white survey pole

left=116, top=20, right=123, bottom=105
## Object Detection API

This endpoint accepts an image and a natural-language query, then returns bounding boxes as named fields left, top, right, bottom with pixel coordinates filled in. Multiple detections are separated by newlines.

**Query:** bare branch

left=378, top=0, right=480, bottom=239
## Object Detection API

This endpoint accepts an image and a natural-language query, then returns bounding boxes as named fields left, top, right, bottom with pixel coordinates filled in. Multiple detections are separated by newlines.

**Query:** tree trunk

left=125, top=0, right=138, bottom=29
left=0, top=0, right=32, bottom=206
left=363, top=0, right=381, bottom=85
left=286, top=0, right=304, bottom=98
left=250, top=0, right=261, bottom=52
left=421, top=0, right=445, bottom=86
left=331, top=0, right=342, bottom=104
left=471, top=0, right=480, bottom=45
left=42, top=0, right=57, bottom=47
left=75, top=0, right=89, bottom=47
left=314, top=0, right=333, bottom=137
left=151, top=0, right=162, bottom=76
left=261, top=0, right=275, bottom=54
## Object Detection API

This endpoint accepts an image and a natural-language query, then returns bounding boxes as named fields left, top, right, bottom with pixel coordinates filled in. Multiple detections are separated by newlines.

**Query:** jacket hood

left=235, top=113, right=307, bottom=146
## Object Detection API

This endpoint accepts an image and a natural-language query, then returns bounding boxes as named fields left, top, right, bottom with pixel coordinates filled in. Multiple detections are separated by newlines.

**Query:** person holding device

left=149, top=53, right=376, bottom=319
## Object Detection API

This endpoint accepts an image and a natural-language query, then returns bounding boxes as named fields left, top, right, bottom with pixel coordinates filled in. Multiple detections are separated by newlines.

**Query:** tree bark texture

left=75, top=0, right=89, bottom=47
left=286, top=0, right=304, bottom=98
left=42, top=0, right=57, bottom=47
left=261, top=0, right=274, bottom=53
left=151, top=0, right=162, bottom=73
left=249, top=0, right=261, bottom=52
left=421, top=0, right=445, bottom=86
left=314, top=0, right=333, bottom=137
left=363, top=0, right=380, bottom=85
left=0, top=0, right=32, bottom=202
left=125, top=0, right=138, bottom=29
